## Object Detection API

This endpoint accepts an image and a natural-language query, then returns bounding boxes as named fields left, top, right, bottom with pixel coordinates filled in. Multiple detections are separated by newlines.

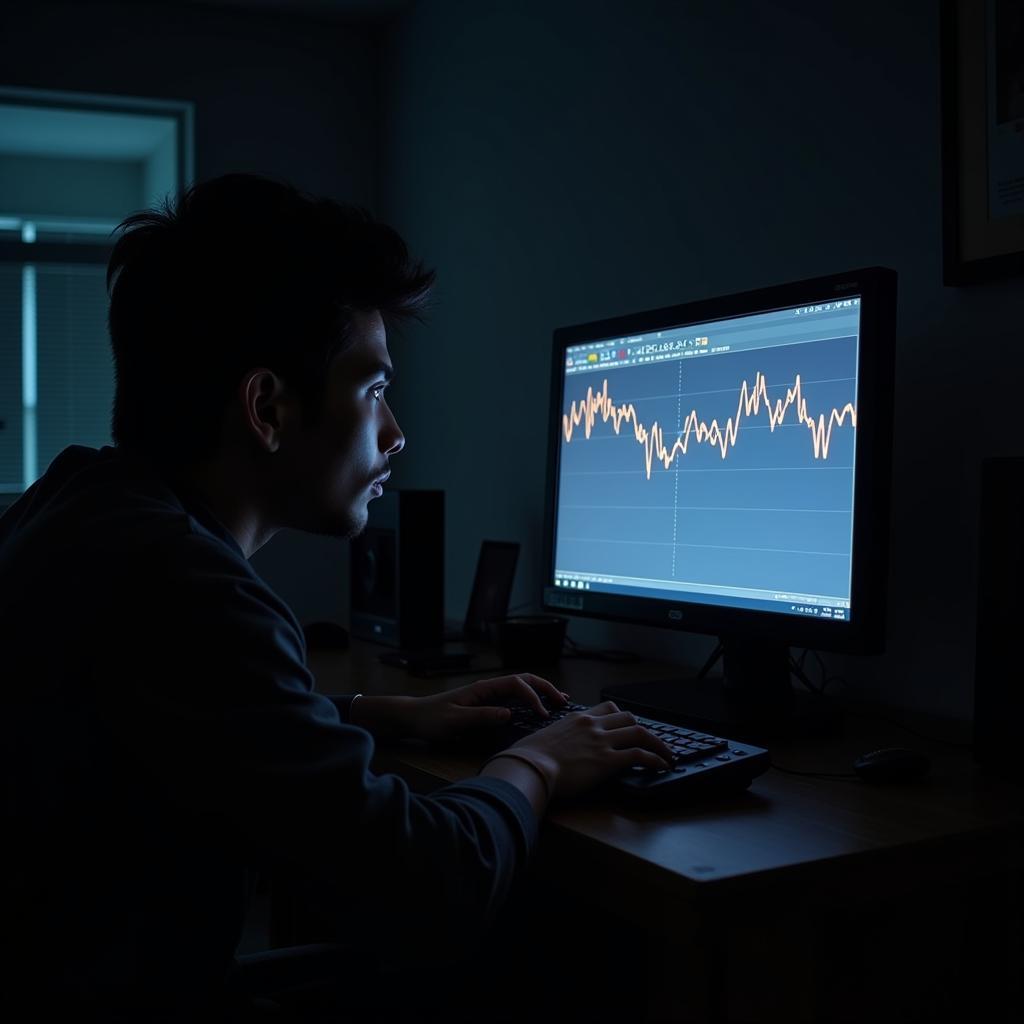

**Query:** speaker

left=974, top=457, right=1024, bottom=780
left=350, top=490, right=444, bottom=650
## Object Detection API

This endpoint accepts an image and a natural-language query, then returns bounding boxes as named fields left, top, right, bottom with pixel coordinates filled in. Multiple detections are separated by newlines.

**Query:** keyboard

left=499, top=698, right=771, bottom=802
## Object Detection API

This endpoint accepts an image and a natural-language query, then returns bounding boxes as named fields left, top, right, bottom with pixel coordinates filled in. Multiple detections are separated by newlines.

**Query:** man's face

left=277, top=309, right=404, bottom=538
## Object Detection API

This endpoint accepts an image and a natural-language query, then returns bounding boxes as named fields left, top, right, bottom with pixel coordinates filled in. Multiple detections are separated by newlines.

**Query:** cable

left=789, top=653, right=824, bottom=696
left=811, top=648, right=851, bottom=695
left=797, top=649, right=972, bottom=751
left=695, top=642, right=723, bottom=680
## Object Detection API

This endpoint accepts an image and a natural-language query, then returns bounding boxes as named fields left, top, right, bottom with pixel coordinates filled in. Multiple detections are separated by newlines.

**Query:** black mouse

left=303, top=621, right=350, bottom=651
left=852, top=747, right=930, bottom=784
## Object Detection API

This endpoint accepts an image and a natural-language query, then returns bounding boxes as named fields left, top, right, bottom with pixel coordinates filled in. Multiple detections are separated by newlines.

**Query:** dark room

left=1, top=1, right=1021, bottom=1021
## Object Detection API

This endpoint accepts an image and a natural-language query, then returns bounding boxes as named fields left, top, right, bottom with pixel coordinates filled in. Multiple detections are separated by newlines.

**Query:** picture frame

left=463, top=540, right=520, bottom=638
left=941, top=0, right=1024, bottom=284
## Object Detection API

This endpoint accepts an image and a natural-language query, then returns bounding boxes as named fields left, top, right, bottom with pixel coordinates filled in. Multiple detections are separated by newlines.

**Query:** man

left=1, top=173, right=672, bottom=1021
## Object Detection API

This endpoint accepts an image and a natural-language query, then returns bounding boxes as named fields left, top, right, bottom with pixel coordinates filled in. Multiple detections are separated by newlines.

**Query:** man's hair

left=106, top=172, right=434, bottom=466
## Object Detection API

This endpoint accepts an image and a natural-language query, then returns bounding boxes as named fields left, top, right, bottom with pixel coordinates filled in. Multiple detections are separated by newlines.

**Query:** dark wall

left=380, top=0, right=1023, bottom=720
left=7, top=0, right=1020, bottom=719
left=0, top=0, right=381, bottom=625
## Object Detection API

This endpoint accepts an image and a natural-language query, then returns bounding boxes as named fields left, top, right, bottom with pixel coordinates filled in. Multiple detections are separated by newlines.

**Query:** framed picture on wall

left=941, top=0, right=1024, bottom=284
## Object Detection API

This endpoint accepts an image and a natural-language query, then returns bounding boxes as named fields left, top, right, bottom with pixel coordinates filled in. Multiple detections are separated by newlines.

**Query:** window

left=0, top=86, right=193, bottom=493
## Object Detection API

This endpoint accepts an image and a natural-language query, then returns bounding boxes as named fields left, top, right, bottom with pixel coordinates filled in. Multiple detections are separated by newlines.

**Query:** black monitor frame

left=541, top=267, right=897, bottom=738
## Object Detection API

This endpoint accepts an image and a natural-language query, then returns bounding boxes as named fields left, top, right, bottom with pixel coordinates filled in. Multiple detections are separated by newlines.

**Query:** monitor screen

left=556, top=298, right=859, bottom=620
left=543, top=267, right=895, bottom=659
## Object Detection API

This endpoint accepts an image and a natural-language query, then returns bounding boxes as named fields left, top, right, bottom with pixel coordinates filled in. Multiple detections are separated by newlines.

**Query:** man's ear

left=240, top=368, right=291, bottom=453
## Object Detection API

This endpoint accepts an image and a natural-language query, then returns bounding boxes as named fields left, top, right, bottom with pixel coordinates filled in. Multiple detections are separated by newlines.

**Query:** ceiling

left=183, top=0, right=414, bottom=22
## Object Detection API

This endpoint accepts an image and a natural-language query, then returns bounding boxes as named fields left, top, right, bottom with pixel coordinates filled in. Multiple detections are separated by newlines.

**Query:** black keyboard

left=500, top=698, right=771, bottom=802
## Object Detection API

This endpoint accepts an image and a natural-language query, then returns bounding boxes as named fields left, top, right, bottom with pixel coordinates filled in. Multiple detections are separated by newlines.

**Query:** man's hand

left=400, top=673, right=568, bottom=743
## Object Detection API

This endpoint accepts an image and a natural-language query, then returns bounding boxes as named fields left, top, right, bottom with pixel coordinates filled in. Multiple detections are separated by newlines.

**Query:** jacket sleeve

left=91, top=530, right=539, bottom=958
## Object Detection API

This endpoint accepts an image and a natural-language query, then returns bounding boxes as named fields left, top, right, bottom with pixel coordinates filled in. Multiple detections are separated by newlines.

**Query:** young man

left=0, top=173, right=673, bottom=1021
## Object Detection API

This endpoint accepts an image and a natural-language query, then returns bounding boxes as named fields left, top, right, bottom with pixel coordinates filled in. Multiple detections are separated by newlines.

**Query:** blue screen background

left=554, top=332, right=858, bottom=606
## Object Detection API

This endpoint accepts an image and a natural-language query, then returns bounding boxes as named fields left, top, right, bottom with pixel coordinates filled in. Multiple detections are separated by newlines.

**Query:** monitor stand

left=601, top=636, right=844, bottom=744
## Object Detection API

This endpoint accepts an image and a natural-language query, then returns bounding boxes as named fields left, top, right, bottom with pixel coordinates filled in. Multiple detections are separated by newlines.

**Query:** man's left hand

left=402, top=673, right=569, bottom=743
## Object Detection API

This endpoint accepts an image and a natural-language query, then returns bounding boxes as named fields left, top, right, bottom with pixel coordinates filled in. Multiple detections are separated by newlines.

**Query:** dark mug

left=490, top=615, right=568, bottom=668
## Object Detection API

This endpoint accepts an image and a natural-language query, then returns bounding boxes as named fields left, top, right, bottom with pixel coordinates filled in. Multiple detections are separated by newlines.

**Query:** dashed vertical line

left=672, top=359, right=682, bottom=577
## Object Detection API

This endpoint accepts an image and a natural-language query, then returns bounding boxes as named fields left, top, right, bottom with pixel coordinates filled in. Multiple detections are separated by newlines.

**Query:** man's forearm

left=348, top=694, right=417, bottom=739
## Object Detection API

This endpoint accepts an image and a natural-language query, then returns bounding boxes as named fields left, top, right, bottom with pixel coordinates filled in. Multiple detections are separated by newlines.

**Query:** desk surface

left=310, top=641, right=1023, bottom=910
left=307, top=641, right=1022, bottom=1021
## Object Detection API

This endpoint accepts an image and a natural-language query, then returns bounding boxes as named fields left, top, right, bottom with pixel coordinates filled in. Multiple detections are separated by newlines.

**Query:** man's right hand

left=500, top=701, right=675, bottom=800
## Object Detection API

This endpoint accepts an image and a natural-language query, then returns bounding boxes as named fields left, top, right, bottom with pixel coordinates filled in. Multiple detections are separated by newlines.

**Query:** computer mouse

left=302, top=621, right=350, bottom=651
left=852, top=747, right=930, bottom=784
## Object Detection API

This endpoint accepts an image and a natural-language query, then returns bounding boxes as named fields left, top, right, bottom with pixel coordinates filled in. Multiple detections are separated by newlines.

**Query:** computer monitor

left=542, top=267, right=896, bottom=740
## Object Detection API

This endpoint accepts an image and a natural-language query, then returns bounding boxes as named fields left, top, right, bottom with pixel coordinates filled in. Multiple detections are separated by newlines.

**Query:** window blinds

left=0, top=264, right=22, bottom=490
left=0, top=260, right=113, bottom=492
left=35, top=262, right=113, bottom=476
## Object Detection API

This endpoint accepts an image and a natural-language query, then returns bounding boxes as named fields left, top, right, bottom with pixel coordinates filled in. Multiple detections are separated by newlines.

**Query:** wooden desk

left=307, top=642, right=1023, bottom=1023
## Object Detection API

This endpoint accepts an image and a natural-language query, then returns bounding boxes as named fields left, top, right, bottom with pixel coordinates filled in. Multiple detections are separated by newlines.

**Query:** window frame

left=0, top=87, right=194, bottom=498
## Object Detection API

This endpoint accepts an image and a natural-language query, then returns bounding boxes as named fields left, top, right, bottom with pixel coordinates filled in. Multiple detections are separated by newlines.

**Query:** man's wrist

left=348, top=694, right=416, bottom=738
left=479, top=750, right=557, bottom=816
left=482, top=748, right=559, bottom=799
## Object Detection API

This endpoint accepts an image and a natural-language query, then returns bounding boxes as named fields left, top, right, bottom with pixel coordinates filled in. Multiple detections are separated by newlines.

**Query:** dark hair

left=107, top=172, right=434, bottom=466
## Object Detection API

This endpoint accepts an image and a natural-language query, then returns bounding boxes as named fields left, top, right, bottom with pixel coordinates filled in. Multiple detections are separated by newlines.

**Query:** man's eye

left=370, top=385, right=386, bottom=401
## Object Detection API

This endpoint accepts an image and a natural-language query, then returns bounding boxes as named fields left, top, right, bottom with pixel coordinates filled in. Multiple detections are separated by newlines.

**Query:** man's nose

left=383, top=411, right=405, bottom=456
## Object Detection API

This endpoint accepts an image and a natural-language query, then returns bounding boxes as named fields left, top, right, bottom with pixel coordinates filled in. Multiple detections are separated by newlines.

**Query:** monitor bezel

left=541, top=266, right=896, bottom=655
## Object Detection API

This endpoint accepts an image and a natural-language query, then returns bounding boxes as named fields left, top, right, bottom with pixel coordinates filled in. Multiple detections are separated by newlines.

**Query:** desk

left=305, top=641, right=1023, bottom=1023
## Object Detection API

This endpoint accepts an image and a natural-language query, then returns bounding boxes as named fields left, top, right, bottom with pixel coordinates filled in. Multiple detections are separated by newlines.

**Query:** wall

left=0, top=0, right=382, bottom=625
left=380, top=0, right=1023, bottom=720
left=5, top=0, right=1017, bottom=719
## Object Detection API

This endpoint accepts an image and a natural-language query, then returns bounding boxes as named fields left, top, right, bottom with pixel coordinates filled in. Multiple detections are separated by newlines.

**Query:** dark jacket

left=1, top=445, right=536, bottom=1018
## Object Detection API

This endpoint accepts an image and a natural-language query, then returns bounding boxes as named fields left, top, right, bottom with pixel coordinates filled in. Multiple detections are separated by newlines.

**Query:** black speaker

left=350, top=490, right=444, bottom=650
left=974, top=457, right=1024, bottom=780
